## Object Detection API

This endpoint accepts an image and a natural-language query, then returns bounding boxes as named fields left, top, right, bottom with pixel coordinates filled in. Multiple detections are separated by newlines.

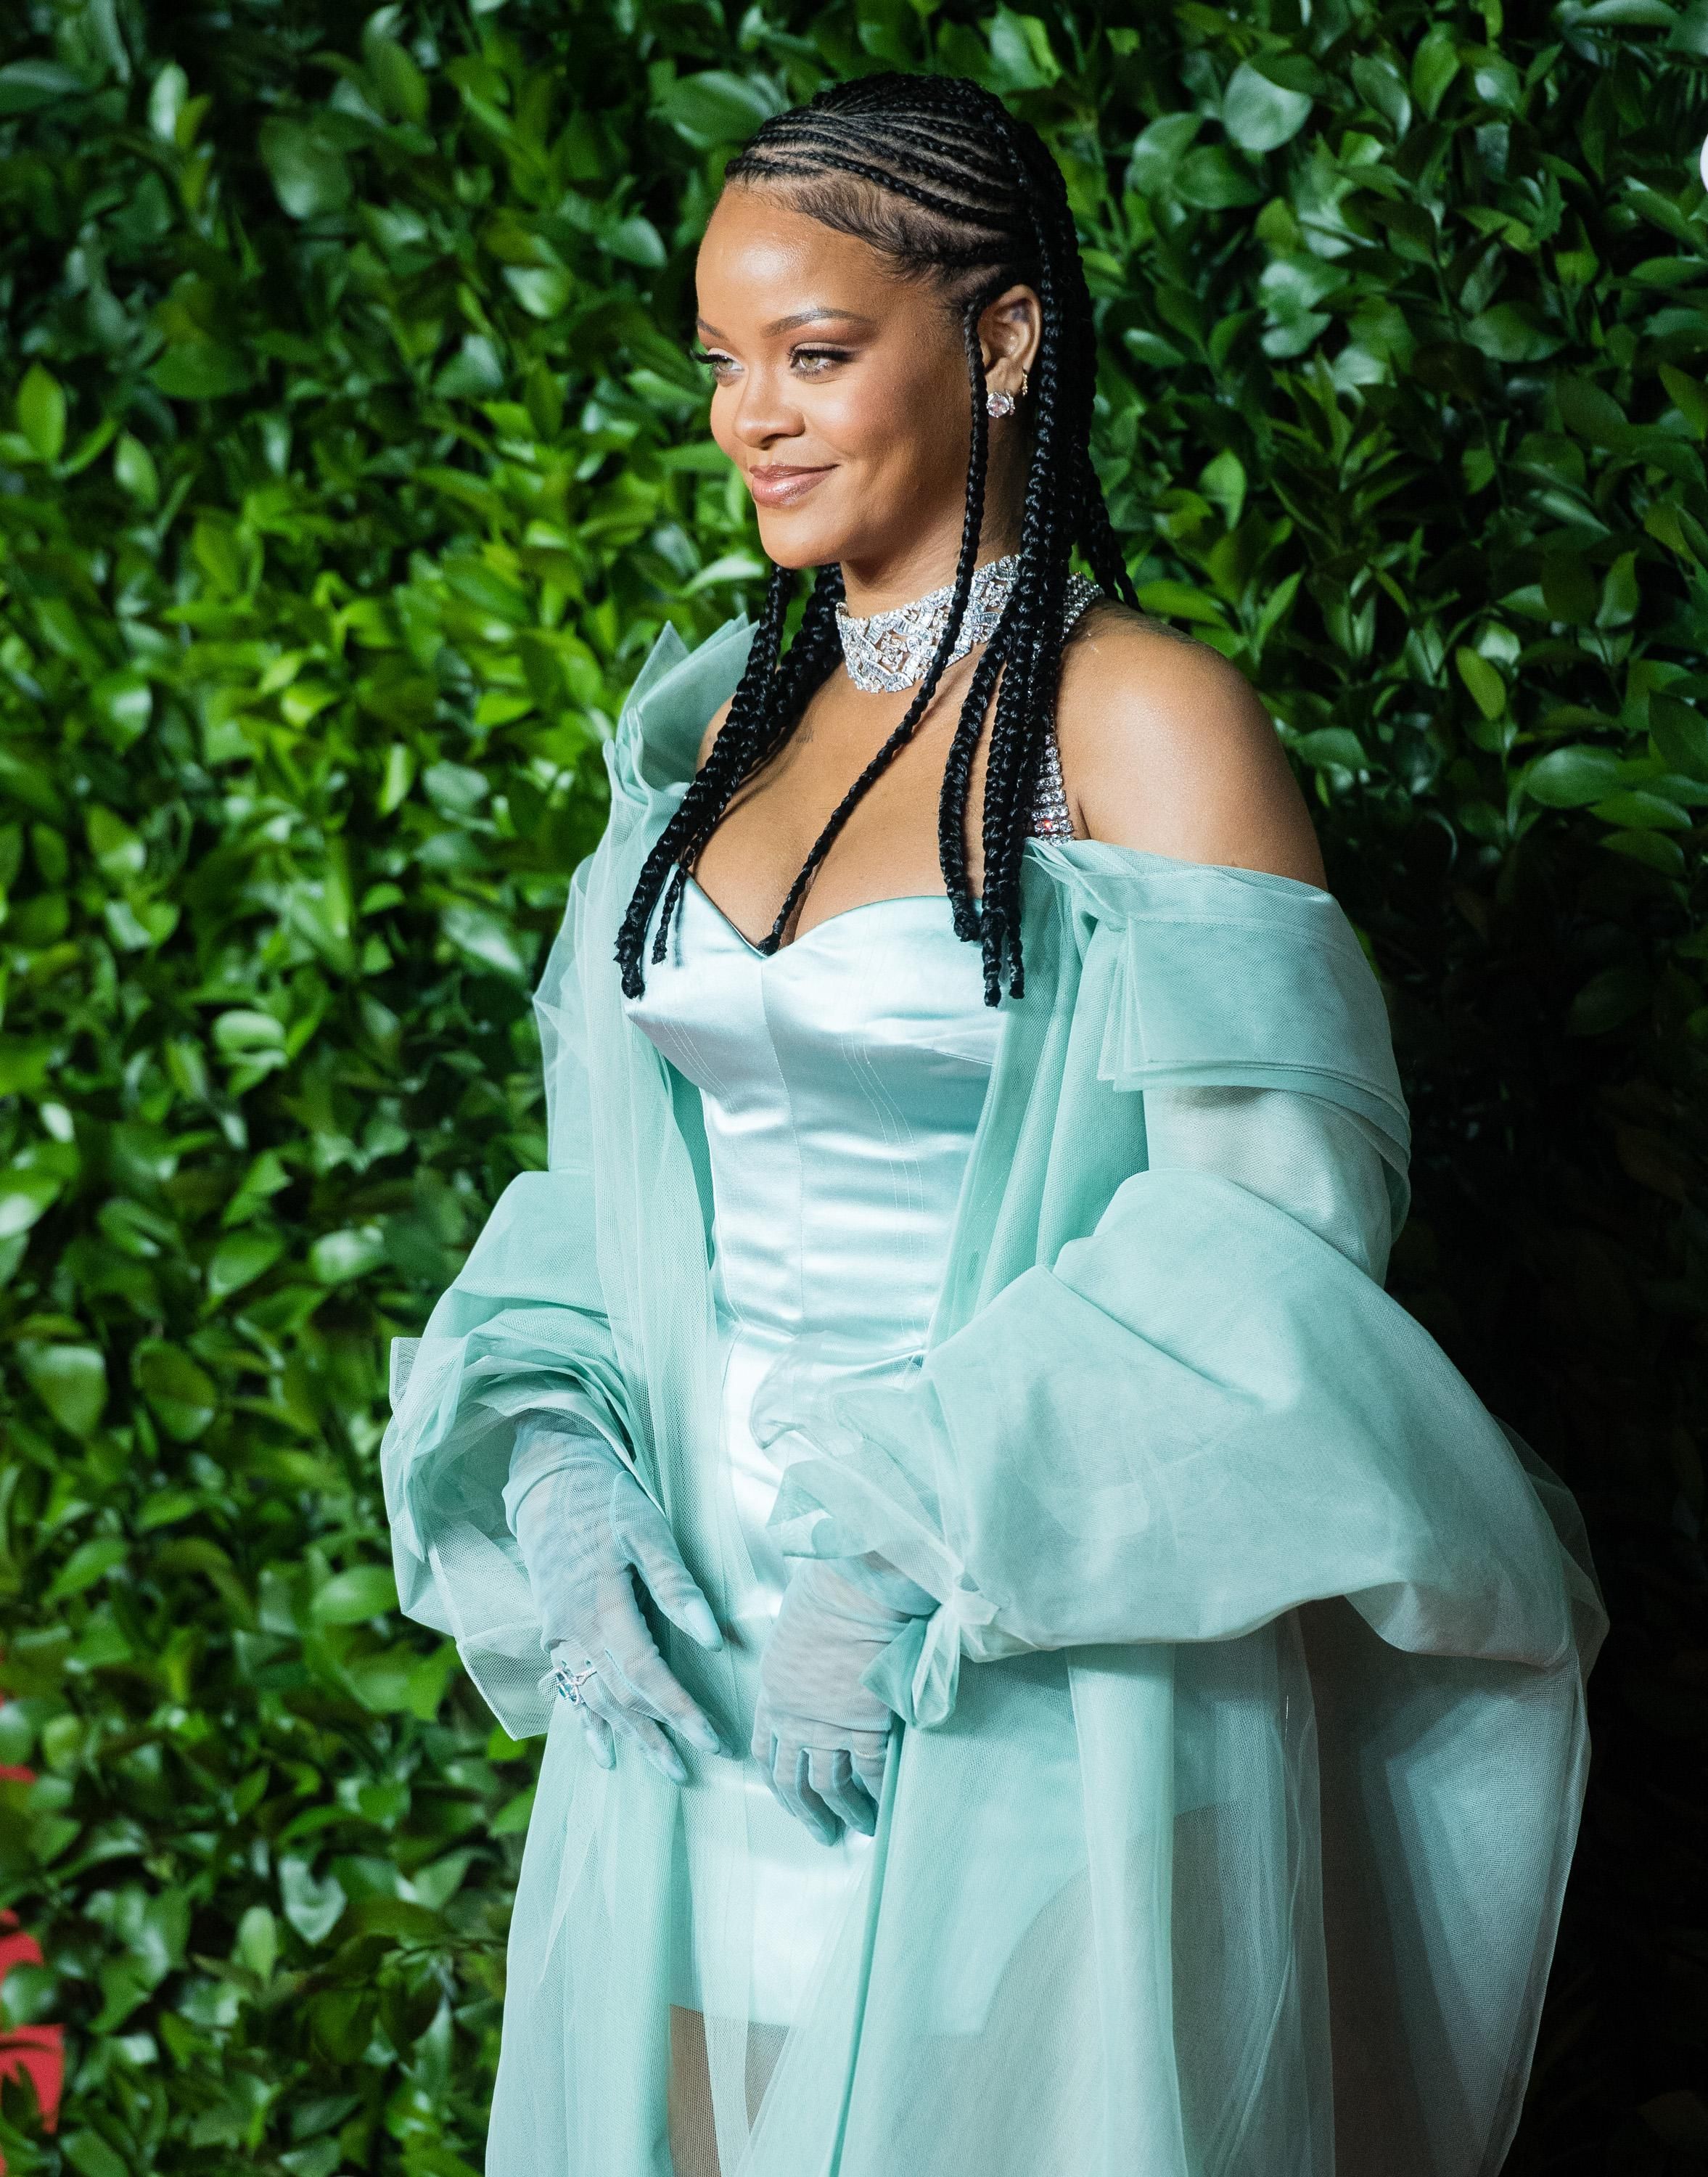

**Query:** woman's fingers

left=776, top=1741, right=840, bottom=1847
left=581, top=1673, right=690, bottom=1786
left=750, top=1705, right=835, bottom=1842
left=602, top=1640, right=723, bottom=1758
left=849, top=1729, right=892, bottom=1811
left=599, top=1579, right=723, bottom=1755
left=575, top=1703, right=616, bottom=1770
left=808, top=1747, right=879, bottom=1837
left=616, top=1487, right=725, bottom=1652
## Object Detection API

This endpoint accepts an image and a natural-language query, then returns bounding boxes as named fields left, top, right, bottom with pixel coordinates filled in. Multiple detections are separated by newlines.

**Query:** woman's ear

left=978, top=282, right=1041, bottom=392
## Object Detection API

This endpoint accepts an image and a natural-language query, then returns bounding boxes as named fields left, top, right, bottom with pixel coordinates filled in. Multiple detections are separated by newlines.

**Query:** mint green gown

left=381, top=613, right=1606, bottom=2177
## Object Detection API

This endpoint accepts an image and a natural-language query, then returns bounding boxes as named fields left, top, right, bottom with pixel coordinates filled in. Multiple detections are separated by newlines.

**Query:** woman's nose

left=730, top=366, right=805, bottom=450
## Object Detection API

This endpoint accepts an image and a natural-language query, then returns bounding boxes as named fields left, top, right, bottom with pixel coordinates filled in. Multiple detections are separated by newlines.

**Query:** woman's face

left=693, top=185, right=1035, bottom=598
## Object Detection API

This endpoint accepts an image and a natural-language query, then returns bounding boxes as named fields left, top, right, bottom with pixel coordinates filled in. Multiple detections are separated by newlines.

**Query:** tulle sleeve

left=379, top=854, right=639, bottom=1741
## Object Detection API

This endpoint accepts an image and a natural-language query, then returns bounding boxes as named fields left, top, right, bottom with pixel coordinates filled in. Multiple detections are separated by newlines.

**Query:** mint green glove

left=751, top=1553, right=935, bottom=1845
left=506, top=1419, right=725, bottom=1784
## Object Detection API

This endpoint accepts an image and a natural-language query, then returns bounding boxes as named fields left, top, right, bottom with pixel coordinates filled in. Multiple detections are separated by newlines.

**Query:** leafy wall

left=0, top=0, right=1704, bottom=2169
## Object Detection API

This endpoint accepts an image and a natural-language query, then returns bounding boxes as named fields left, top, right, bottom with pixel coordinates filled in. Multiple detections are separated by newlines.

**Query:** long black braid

left=614, top=70, right=1138, bottom=1006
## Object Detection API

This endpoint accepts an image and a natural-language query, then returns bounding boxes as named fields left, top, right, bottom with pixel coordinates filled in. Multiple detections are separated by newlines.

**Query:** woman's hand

left=508, top=1423, right=725, bottom=1784
left=751, top=1554, right=933, bottom=1845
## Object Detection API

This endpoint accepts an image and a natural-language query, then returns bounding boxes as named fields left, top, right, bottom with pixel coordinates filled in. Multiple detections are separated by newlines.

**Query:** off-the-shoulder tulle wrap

left=379, top=611, right=1606, bottom=2177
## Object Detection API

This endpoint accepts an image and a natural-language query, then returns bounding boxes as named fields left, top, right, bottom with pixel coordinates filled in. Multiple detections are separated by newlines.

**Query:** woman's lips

left=748, top=464, right=834, bottom=507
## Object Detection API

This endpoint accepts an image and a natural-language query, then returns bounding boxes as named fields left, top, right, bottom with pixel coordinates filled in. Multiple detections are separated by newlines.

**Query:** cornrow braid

left=615, top=70, right=1138, bottom=1005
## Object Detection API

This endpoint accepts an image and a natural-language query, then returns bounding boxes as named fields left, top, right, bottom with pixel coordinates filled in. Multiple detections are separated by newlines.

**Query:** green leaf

left=311, top=1565, right=398, bottom=1624
left=15, top=364, right=67, bottom=463
left=440, top=901, right=533, bottom=979
left=1557, top=376, right=1628, bottom=444
left=1223, top=61, right=1315, bottom=153
left=308, top=1226, right=386, bottom=1284
left=62, top=2131, right=131, bottom=2177
left=112, top=433, right=160, bottom=507
left=150, top=345, right=254, bottom=401
left=604, top=216, right=666, bottom=270
left=235, top=1903, right=279, bottom=1980
left=1175, top=144, right=1265, bottom=210
left=656, top=70, right=779, bottom=147
left=1411, top=26, right=1461, bottom=117
left=260, top=118, right=352, bottom=218
left=207, top=1229, right=286, bottom=1300
left=1125, top=113, right=1202, bottom=199
left=18, top=1342, right=107, bottom=1437
left=1576, top=0, right=1676, bottom=20
left=279, top=1857, right=348, bottom=1944
left=1602, top=827, right=1687, bottom=873
left=45, top=1536, right=128, bottom=1604
left=504, top=266, right=573, bottom=319
left=90, top=673, right=152, bottom=749
left=133, top=1340, right=218, bottom=1442
left=213, top=1009, right=286, bottom=1057
left=0, top=1168, right=62, bottom=1238
left=1456, top=647, right=1507, bottom=720
left=1465, top=305, right=1561, bottom=361
left=491, top=1784, right=536, bottom=1834
left=1589, top=790, right=1693, bottom=829
left=1660, top=362, right=1708, bottom=438
left=988, top=7, right=1062, bottom=91
left=0, top=61, right=89, bottom=115
left=1350, top=54, right=1412, bottom=133
left=1524, top=745, right=1627, bottom=805
left=1651, top=693, right=1708, bottom=778
left=369, top=38, right=430, bottom=124
left=1567, top=964, right=1651, bottom=1034
left=1597, top=550, right=1641, bottom=627
left=1293, top=728, right=1369, bottom=769
left=1134, top=581, right=1227, bottom=626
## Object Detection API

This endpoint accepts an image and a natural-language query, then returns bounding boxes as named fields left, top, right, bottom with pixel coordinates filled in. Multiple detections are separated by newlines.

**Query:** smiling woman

left=379, top=67, right=1604, bottom=2177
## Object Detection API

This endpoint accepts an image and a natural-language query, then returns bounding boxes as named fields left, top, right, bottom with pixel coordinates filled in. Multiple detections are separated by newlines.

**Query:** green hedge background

left=0, top=0, right=1704, bottom=2169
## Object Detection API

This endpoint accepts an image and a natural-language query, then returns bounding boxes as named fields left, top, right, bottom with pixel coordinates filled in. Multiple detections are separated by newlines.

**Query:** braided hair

left=615, top=70, right=1138, bottom=1006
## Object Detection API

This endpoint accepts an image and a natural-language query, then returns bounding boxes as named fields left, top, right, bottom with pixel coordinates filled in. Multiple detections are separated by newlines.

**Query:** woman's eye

left=687, top=345, right=853, bottom=380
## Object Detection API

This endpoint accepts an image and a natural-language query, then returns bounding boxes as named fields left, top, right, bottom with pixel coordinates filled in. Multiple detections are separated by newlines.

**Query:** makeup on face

left=692, top=306, right=877, bottom=510
left=691, top=193, right=990, bottom=576
left=746, top=464, right=837, bottom=507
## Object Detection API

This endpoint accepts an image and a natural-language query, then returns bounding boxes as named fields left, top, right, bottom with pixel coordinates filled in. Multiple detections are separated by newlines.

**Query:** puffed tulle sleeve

left=378, top=871, right=639, bottom=1739
left=767, top=851, right=1602, bottom=1726
left=379, top=615, right=755, bottom=1742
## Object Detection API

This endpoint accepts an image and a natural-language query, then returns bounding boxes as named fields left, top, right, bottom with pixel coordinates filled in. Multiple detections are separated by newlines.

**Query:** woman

left=382, top=72, right=1605, bottom=2177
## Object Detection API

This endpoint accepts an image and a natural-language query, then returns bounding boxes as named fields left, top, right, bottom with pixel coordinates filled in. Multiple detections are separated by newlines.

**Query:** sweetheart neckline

left=683, top=872, right=957, bottom=959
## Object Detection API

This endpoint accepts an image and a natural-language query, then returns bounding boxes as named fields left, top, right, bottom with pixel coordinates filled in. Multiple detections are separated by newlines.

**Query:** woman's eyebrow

left=694, top=307, right=879, bottom=338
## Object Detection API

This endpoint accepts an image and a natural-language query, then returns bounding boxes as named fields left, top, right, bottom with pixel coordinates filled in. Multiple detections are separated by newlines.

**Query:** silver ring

left=555, top=1662, right=597, bottom=1707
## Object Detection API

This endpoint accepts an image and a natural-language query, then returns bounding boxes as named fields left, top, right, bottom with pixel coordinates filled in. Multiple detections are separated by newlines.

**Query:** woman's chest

left=691, top=657, right=1008, bottom=941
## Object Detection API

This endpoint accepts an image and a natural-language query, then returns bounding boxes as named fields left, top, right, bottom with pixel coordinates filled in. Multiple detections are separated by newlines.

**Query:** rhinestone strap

left=1030, top=577, right=1101, bottom=839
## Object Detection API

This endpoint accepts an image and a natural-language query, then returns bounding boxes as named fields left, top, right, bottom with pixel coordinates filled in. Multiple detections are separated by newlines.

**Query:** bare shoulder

left=1055, top=599, right=1326, bottom=888
left=694, top=694, right=736, bottom=771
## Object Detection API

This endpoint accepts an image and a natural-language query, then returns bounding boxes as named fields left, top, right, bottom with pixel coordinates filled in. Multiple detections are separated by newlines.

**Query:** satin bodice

left=624, top=874, right=1002, bottom=1356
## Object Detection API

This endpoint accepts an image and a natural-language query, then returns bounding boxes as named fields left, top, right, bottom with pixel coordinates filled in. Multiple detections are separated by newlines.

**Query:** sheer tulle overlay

left=381, top=614, right=1606, bottom=2177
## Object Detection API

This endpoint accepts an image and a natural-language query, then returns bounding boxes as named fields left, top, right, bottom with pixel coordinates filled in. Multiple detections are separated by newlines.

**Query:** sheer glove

left=751, top=1554, right=934, bottom=1845
left=507, top=1420, right=725, bottom=1784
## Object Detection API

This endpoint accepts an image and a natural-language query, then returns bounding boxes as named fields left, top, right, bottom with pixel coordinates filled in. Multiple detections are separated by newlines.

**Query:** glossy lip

left=747, top=463, right=836, bottom=507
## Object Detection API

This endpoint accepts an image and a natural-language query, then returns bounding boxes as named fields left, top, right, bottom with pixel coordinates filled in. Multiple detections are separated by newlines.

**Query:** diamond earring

left=986, top=388, right=1017, bottom=418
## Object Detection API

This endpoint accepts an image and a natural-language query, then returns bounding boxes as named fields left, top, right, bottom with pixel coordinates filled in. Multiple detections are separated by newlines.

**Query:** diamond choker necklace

left=835, top=552, right=1022, bottom=693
